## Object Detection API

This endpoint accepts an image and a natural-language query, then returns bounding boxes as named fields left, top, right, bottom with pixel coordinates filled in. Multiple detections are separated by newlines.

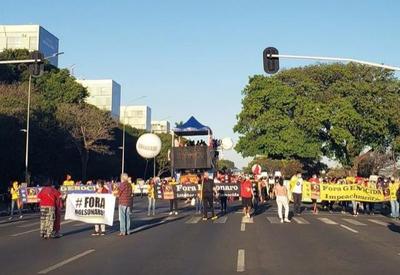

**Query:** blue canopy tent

left=172, top=116, right=212, bottom=136
left=170, top=116, right=214, bottom=173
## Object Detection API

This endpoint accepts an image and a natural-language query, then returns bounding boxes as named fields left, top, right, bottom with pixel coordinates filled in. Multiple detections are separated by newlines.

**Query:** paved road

left=0, top=198, right=399, bottom=275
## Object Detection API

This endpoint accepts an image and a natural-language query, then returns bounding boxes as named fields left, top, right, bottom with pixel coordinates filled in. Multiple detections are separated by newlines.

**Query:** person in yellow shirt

left=9, top=181, right=23, bottom=220
left=389, top=180, right=399, bottom=219
left=147, top=178, right=156, bottom=216
left=63, top=174, right=74, bottom=186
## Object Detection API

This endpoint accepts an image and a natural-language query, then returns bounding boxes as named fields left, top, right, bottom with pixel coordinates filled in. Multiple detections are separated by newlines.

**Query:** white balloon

left=136, top=133, right=162, bottom=159
left=221, top=137, right=234, bottom=150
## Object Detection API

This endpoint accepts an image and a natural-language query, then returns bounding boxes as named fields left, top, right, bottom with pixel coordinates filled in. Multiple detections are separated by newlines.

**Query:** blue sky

left=2, top=1, right=400, bottom=168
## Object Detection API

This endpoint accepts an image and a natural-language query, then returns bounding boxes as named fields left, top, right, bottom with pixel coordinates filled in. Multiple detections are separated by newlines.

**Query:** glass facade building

left=77, top=79, right=121, bottom=119
left=0, top=25, right=59, bottom=66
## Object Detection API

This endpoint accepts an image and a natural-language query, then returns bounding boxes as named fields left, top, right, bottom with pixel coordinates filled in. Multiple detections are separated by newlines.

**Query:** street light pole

left=121, top=109, right=126, bottom=175
left=24, top=74, right=32, bottom=184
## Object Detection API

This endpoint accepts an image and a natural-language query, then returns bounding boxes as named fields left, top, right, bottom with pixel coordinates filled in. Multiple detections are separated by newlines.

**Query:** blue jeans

left=195, top=197, right=202, bottom=213
left=119, top=205, right=131, bottom=234
left=390, top=200, right=399, bottom=218
left=10, top=199, right=22, bottom=217
left=148, top=197, right=155, bottom=215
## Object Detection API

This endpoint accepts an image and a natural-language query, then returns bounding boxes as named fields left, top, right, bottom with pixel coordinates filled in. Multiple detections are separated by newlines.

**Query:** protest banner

left=65, top=193, right=116, bottom=226
left=319, top=184, right=386, bottom=202
left=60, top=185, right=97, bottom=196
left=215, top=182, right=241, bottom=197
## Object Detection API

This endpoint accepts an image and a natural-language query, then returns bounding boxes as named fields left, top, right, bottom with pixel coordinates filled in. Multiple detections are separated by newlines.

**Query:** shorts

left=242, top=197, right=252, bottom=207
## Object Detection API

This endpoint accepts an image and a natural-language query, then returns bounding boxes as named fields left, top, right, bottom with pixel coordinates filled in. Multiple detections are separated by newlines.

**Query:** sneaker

left=280, top=219, right=284, bottom=223
left=53, top=232, right=63, bottom=238
left=202, top=217, right=208, bottom=221
left=284, top=219, right=291, bottom=223
left=174, top=211, right=178, bottom=215
left=168, top=212, right=173, bottom=215
left=19, top=215, right=23, bottom=219
left=8, top=217, right=12, bottom=220
left=100, top=232, right=105, bottom=236
left=211, top=216, right=218, bottom=220
left=91, top=232, right=100, bottom=236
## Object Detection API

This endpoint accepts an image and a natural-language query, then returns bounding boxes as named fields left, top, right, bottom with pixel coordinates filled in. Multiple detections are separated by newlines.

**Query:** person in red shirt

left=52, top=185, right=63, bottom=238
left=37, top=181, right=58, bottom=239
left=241, top=176, right=253, bottom=218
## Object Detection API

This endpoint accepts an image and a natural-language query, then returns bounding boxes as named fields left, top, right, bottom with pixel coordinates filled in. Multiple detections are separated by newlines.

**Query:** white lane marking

left=185, top=216, right=202, bottom=224
left=240, top=223, right=245, bottom=232
left=266, top=217, right=281, bottom=224
left=340, top=224, right=359, bottom=233
left=214, top=216, right=228, bottom=224
left=292, top=217, right=309, bottom=224
left=11, top=220, right=74, bottom=237
left=0, top=220, right=30, bottom=228
left=342, top=218, right=366, bottom=226
left=318, top=217, right=338, bottom=225
left=37, top=249, right=95, bottom=274
left=241, top=217, right=254, bottom=224
left=237, top=249, right=245, bottom=272
left=368, top=219, right=389, bottom=226
left=18, top=221, right=40, bottom=228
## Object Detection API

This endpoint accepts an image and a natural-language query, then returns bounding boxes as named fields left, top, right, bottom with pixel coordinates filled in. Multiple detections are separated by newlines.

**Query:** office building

left=151, top=120, right=170, bottom=134
left=121, top=105, right=151, bottom=131
left=77, top=79, right=121, bottom=119
left=0, top=24, right=59, bottom=66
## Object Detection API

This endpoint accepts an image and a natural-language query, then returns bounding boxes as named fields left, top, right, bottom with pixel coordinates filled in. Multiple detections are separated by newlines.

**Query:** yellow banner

left=319, top=184, right=386, bottom=202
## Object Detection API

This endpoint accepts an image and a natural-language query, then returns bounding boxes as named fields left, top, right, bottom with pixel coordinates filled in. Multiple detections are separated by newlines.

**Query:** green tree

left=155, top=133, right=172, bottom=177
left=235, top=63, right=400, bottom=175
left=217, top=159, right=236, bottom=170
left=56, top=103, right=116, bottom=181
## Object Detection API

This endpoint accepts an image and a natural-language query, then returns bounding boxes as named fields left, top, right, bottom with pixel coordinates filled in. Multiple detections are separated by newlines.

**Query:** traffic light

left=28, top=51, right=44, bottom=77
left=263, top=47, right=279, bottom=74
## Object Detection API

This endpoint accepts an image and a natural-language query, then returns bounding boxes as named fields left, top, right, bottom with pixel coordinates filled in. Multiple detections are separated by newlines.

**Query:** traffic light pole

left=268, top=53, right=400, bottom=71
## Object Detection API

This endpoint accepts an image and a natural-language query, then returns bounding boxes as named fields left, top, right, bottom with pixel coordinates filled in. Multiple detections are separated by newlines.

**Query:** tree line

left=235, top=63, right=400, bottom=177
left=0, top=49, right=171, bottom=192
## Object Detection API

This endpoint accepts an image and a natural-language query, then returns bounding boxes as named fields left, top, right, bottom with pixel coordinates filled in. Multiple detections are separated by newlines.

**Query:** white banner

left=65, top=193, right=116, bottom=226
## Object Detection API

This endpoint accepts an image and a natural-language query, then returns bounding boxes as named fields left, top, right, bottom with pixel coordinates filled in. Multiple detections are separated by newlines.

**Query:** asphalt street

left=0, top=198, right=399, bottom=275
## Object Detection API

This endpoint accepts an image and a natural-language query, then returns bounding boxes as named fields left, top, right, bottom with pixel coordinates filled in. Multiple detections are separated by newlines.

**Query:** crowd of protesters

left=3, top=169, right=400, bottom=240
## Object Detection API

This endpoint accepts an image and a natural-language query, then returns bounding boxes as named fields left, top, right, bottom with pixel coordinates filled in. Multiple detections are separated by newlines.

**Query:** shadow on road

left=387, top=222, right=400, bottom=233
left=129, top=215, right=187, bottom=234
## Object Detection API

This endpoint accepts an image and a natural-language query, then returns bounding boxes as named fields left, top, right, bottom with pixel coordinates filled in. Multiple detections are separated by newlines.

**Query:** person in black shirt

left=202, top=171, right=217, bottom=221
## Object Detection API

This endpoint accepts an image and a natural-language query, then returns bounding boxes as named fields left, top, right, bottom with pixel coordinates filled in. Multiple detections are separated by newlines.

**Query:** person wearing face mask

left=274, top=177, right=290, bottom=223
